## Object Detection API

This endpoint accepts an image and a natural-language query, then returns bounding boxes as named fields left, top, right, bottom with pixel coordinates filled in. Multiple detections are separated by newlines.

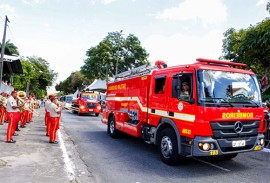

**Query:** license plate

left=89, top=109, right=93, bottom=111
left=232, top=140, right=245, bottom=147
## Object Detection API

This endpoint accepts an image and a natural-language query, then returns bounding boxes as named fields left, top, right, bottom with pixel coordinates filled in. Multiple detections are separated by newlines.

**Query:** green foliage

left=221, top=18, right=270, bottom=73
left=267, top=2, right=270, bottom=13
left=12, top=56, right=58, bottom=98
left=81, top=31, right=149, bottom=80
left=0, top=40, right=20, bottom=56
left=55, top=71, right=93, bottom=94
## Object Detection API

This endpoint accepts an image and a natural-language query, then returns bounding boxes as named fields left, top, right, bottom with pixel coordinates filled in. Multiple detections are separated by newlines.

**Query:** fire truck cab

left=102, top=58, right=266, bottom=165
left=71, top=91, right=101, bottom=116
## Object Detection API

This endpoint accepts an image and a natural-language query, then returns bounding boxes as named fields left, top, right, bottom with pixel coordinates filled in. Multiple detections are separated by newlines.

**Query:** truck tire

left=108, top=116, right=118, bottom=138
left=95, top=113, right=99, bottom=117
left=159, top=128, right=180, bottom=165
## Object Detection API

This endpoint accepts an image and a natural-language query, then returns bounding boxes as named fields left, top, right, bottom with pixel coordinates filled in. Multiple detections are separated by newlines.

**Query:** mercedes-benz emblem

left=234, top=121, right=243, bottom=133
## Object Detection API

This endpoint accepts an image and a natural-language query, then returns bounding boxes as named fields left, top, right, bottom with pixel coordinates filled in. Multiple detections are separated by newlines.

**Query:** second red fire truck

left=102, top=58, right=266, bottom=165
left=71, top=91, right=101, bottom=116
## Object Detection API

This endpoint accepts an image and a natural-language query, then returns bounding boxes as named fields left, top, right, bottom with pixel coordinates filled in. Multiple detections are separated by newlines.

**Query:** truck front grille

left=86, top=103, right=96, bottom=109
left=210, top=121, right=260, bottom=138
left=210, top=121, right=260, bottom=152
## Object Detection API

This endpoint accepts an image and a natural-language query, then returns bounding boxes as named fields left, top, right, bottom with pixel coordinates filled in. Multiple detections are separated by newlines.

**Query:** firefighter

left=20, top=98, right=29, bottom=128
left=48, top=96, right=61, bottom=144
left=44, top=95, right=54, bottom=136
left=158, top=85, right=165, bottom=94
left=180, top=81, right=190, bottom=96
left=0, top=93, right=6, bottom=125
left=6, top=90, right=24, bottom=143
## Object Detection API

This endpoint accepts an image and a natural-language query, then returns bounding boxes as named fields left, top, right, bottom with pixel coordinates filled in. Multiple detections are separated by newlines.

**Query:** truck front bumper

left=192, top=133, right=264, bottom=156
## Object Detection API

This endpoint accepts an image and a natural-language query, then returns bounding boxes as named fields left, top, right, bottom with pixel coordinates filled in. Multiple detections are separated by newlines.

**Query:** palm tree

left=0, top=40, right=19, bottom=56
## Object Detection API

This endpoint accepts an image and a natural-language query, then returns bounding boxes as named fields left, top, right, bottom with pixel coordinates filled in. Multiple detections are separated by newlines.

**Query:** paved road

left=61, top=110, right=270, bottom=183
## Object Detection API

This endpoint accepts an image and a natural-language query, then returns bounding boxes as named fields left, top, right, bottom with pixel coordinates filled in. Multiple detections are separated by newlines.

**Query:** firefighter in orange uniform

left=27, top=95, right=34, bottom=122
left=6, top=90, right=24, bottom=143
left=44, top=95, right=54, bottom=136
left=20, top=98, right=29, bottom=128
left=0, top=93, right=7, bottom=125
left=48, top=96, right=61, bottom=144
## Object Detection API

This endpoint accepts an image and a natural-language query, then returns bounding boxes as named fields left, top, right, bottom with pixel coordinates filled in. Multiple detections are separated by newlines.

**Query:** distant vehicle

left=98, top=93, right=106, bottom=110
left=71, top=92, right=102, bottom=116
left=59, top=95, right=75, bottom=110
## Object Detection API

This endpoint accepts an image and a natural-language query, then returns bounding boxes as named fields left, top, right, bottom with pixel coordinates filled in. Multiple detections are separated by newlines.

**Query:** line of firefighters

left=0, top=90, right=63, bottom=144
left=0, top=91, right=37, bottom=143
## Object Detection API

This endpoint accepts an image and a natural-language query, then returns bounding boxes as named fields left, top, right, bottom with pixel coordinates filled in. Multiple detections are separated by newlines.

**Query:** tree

left=81, top=31, right=149, bottom=80
left=12, top=56, right=58, bottom=98
left=55, top=71, right=93, bottom=94
left=221, top=18, right=270, bottom=73
left=267, top=2, right=270, bottom=13
left=0, top=40, right=19, bottom=56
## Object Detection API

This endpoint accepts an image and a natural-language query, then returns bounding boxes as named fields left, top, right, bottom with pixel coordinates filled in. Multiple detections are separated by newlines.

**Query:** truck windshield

left=197, top=70, right=262, bottom=107
left=81, top=93, right=98, bottom=100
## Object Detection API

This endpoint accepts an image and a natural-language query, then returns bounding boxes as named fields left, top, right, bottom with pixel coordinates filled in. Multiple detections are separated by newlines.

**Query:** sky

left=0, top=0, right=269, bottom=88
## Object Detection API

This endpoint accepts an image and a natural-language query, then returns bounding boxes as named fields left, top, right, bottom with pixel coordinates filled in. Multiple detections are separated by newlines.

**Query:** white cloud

left=156, top=0, right=227, bottom=26
left=256, top=0, right=269, bottom=6
left=89, top=0, right=118, bottom=5
left=23, top=0, right=43, bottom=5
left=103, top=0, right=117, bottom=5
left=43, top=23, right=51, bottom=28
left=0, top=4, right=16, bottom=21
left=143, top=30, right=224, bottom=67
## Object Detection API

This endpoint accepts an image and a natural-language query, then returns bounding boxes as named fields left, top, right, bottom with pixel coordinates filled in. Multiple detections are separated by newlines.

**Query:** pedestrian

left=262, top=72, right=268, bottom=88
left=0, top=93, right=6, bottom=125
left=20, top=98, right=29, bottom=128
left=48, top=96, right=62, bottom=144
left=6, top=90, right=24, bottom=143
left=44, top=95, right=54, bottom=136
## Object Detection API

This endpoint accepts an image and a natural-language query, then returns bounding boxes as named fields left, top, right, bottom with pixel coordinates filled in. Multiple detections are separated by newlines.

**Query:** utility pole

left=0, top=16, right=10, bottom=84
left=26, top=76, right=30, bottom=97
left=115, top=30, right=123, bottom=75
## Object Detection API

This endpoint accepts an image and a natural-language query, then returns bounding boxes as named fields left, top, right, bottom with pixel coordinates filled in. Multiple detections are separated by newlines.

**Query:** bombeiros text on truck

left=102, top=58, right=266, bottom=165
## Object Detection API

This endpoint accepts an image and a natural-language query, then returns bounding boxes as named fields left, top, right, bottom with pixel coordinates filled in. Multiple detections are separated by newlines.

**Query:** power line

left=0, top=16, right=4, bottom=22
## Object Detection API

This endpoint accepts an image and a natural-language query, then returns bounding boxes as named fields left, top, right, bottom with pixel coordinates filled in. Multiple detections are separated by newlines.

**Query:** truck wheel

left=95, top=113, right=99, bottom=117
left=159, top=128, right=179, bottom=165
left=108, top=116, right=118, bottom=138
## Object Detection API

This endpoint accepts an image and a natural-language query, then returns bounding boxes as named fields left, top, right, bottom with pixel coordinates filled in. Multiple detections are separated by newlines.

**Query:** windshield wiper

left=219, top=101, right=235, bottom=107
left=244, top=101, right=260, bottom=107
left=200, top=98, right=235, bottom=107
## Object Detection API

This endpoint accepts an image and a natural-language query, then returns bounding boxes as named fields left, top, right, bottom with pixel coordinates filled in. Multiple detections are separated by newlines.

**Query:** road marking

left=58, top=129, right=76, bottom=182
left=192, top=157, right=231, bottom=172
left=262, top=148, right=270, bottom=153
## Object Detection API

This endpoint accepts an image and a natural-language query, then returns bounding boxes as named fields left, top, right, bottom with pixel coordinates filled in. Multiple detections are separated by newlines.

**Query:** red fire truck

left=71, top=92, right=101, bottom=116
left=102, top=58, right=266, bottom=165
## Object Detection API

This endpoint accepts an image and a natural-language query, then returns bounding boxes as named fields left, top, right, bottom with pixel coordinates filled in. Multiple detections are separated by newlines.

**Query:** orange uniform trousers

left=20, top=110, right=29, bottom=127
left=27, top=111, right=33, bottom=123
left=6, top=112, right=20, bottom=141
left=49, top=116, right=60, bottom=142
left=0, top=107, right=5, bottom=124
left=45, top=111, right=51, bottom=136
